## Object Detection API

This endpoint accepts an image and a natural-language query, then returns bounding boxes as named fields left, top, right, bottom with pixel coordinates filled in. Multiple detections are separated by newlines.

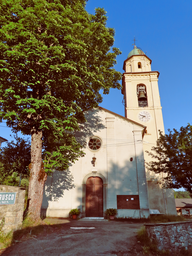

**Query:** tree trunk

left=28, top=130, right=47, bottom=220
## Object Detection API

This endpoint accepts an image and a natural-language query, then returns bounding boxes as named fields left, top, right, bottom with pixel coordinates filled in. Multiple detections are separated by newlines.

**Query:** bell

left=138, top=91, right=146, bottom=100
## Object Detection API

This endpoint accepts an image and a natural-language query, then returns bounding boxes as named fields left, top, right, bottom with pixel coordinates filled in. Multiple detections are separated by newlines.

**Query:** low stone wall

left=0, top=185, right=25, bottom=233
left=145, top=221, right=192, bottom=252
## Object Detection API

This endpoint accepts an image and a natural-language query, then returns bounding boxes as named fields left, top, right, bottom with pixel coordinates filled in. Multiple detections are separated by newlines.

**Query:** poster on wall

left=0, top=192, right=16, bottom=205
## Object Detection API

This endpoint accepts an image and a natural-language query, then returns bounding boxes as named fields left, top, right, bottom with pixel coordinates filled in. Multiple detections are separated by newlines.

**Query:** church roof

left=0, top=136, right=7, bottom=143
left=128, top=46, right=145, bottom=58
left=98, top=106, right=147, bottom=137
left=175, top=199, right=192, bottom=208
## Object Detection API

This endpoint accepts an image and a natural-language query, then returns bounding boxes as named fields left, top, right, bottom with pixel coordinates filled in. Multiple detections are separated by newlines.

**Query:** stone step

left=79, top=217, right=108, bottom=221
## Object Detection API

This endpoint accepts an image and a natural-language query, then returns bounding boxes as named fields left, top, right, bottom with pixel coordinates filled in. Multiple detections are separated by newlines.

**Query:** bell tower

left=122, top=45, right=176, bottom=215
left=122, top=45, right=164, bottom=164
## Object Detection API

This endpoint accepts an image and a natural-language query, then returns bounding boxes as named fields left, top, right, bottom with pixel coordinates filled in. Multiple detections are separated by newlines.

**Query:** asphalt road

left=2, top=221, right=143, bottom=256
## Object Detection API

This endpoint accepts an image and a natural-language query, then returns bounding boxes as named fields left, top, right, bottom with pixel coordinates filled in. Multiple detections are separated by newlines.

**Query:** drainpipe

left=133, top=130, right=141, bottom=219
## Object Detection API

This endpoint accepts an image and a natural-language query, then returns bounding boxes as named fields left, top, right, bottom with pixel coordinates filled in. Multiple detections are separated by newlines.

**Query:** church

left=41, top=45, right=177, bottom=218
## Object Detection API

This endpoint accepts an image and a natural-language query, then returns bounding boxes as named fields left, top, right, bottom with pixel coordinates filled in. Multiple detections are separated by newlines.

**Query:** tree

left=0, top=0, right=122, bottom=219
left=146, top=125, right=192, bottom=194
left=174, top=191, right=191, bottom=199
left=0, top=135, right=30, bottom=177
left=0, top=135, right=30, bottom=186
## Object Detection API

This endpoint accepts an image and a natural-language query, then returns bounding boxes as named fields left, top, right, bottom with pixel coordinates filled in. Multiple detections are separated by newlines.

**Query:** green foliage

left=174, top=190, right=191, bottom=198
left=0, top=218, right=5, bottom=233
left=114, top=214, right=185, bottom=223
left=0, top=231, right=13, bottom=249
left=0, top=172, right=29, bottom=187
left=0, top=218, right=13, bottom=249
left=148, top=214, right=185, bottom=223
left=20, top=178, right=29, bottom=188
left=69, top=208, right=80, bottom=216
left=137, top=226, right=172, bottom=255
left=105, top=208, right=117, bottom=217
left=146, top=125, right=192, bottom=194
left=22, top=216, right=38, bottom=228
left=0, top=0, right=122, bottom=173
left=137, top=226, right=160, bottom=255
left=0, top=135, right=30, bottom=186
left=2, top=172, right=20, bottom=186
left=0, top=135, right=30, bottom=176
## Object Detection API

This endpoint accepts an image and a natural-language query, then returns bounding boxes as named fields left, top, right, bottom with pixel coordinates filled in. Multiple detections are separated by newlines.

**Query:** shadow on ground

left=1, top=219, right=144, bottom=256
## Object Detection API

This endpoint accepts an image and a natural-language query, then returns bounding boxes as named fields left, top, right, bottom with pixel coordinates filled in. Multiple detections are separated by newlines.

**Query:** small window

left=138, top=62, right=142, bottom=69
left=185, top=209, right=190, bottom=215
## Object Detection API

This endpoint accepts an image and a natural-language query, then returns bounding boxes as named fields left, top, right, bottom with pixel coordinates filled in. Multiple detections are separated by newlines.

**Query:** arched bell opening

left=137, top=84, right=148, bottom=107
left=138, top=62, right=142, bottom=69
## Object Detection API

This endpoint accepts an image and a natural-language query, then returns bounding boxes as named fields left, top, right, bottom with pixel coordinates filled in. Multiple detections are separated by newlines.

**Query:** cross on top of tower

left=133, top=37, right=137, bottom=49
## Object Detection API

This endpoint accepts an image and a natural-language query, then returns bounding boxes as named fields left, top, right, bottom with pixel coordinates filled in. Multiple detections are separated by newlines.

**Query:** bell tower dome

left=124, top=45, right=152, bottom=73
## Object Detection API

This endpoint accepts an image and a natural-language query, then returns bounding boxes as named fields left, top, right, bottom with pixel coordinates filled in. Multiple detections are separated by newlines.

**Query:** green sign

left=0, top=193, right=16, bottom=205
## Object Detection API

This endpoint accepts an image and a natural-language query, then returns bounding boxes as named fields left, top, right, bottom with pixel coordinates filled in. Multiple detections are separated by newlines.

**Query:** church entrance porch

left=86, top=177, right=103, bottom=217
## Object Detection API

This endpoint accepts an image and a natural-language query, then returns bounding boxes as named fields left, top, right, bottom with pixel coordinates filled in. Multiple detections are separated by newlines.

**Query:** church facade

left=42, top=46, right=176, bottom=218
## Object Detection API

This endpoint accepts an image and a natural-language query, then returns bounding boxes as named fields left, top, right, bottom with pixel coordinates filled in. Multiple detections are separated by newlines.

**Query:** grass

left=22, top=216, right=44, bottom=228
left=148, top=214, right=186, bottom=223
left=115, top=214, right=186, bottom=223
left=12, top=216, right=59, bottom=242
left=0, top=218, right=13, bottom=250
left=137, top=226, right=162, bottom=255
left=0, top=216, right=69, bottom=251
left=0, top=231, right=14, bottom=250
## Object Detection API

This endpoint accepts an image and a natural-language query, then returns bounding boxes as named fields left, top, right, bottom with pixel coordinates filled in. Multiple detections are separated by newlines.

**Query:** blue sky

left=86, top=0, right=192, bottom=132
left=1, top=0, right=192, bottom=142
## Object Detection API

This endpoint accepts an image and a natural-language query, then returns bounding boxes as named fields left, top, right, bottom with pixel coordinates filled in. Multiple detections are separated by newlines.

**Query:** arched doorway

left=86, top=177, right=103, bottom=217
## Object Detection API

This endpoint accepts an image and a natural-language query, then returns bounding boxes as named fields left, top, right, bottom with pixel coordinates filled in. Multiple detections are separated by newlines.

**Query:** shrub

left=137, top=226, right=162, bottom=255
left=148, top=214, right=185, bottom=223
left=105, top=208, right=117, bottom=217
left=69, top=209, right=80, bottom=216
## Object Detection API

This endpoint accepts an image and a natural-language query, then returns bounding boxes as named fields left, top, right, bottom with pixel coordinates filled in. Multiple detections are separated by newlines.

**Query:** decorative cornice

left=125, top=107, right=162, bottom=110
left=123, top=71, right=159, bottom=78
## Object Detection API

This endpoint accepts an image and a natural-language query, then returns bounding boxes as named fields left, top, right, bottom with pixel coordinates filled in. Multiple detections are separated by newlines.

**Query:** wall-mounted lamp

left=91, top=157, right=96, bottom=167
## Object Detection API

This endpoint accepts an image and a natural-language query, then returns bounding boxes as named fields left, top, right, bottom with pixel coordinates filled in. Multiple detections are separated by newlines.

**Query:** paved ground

left=2, top=220, right=144, bottom=256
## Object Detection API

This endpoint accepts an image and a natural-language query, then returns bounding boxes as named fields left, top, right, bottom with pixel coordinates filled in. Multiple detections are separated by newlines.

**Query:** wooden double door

left=86, top=177, right=103, bottom=217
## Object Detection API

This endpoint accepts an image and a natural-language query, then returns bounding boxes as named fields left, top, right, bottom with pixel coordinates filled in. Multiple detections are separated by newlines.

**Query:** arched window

left=138, top=62, right=142, bottom=69
left=137, top=84, right=148, bottom=107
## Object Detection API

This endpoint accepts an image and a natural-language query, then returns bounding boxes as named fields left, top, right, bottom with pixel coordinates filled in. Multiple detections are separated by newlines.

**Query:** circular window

left=88, top=137, right=102, bottom=151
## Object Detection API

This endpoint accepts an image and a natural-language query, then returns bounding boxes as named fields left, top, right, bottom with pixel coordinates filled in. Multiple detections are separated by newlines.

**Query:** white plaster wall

left=125, top=56, right=151, bottom=73
left=42, top=108, right=150, bottom=218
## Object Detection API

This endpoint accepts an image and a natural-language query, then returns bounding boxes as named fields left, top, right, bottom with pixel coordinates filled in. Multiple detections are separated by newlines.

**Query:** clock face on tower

left=138, top=111, right=151, bottom=122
